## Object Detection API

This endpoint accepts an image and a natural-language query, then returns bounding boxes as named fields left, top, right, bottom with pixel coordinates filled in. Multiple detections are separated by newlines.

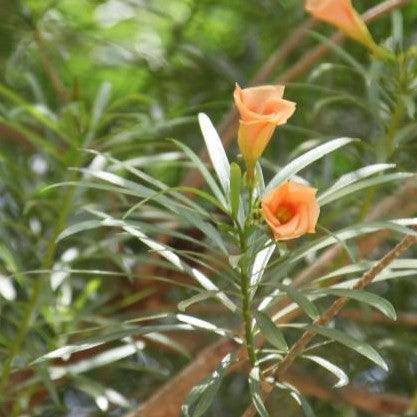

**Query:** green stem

left=240, top=266, right=257, bottom=367
left=0, top=163, right=80, bottom=398
left=238, top=181, right=257, bottom=367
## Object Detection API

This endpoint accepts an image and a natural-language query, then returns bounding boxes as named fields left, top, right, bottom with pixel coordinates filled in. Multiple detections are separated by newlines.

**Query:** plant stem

left=0, top=163, right=80, bottom=398
left=239, top=182, right=257, bottom=367
left=240, top=266, right=257, bottom=367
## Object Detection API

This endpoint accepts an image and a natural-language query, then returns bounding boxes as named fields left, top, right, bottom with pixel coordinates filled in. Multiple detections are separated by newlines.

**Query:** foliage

left=0, top=1, right=417, bottom=417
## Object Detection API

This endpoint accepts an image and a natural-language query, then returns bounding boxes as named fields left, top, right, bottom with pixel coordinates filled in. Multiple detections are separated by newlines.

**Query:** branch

left=0, top=123, right=33, bottom=150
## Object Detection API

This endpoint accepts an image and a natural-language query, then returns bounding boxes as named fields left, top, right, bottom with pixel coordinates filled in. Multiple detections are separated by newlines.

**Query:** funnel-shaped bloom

left=262, top=181, right=320, bottom=240
left=234, top=84, right=296, bottom=178
left=306, top=0, right=379, bottom=52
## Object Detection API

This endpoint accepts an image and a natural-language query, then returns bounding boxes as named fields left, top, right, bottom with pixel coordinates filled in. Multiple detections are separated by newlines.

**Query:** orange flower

left=262, top=181, right=320, bottom=240
left=305, top=0, right=378, bottom=52
left=234, top=84, right=296, bottom=178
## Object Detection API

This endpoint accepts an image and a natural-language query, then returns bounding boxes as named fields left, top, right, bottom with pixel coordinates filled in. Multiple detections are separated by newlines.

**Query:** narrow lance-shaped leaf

left=313, top=288, right=396, bottom=320
left=250, top=241, right=275, bottom=287
left=86, top=81, right=112, bottom=144
left=318, top=172, right=414, bottom=206
left=289, top=390, right=317, bottom=417
left=255, top=311, right=288, bottom=351
left=198, top=113, right=230, bottom=195
left=178, top=291, right=220, bottom=312
left=313, top=326, right=388, bottom=371
left=122, top=224, right=236, bottom=312
left=266, top=137, right=355, bottom=192
left=172, top=139, right=227, bottom=207
left=248, top=367, right=270, bottom=417
left=181, top=353, right=233, bottom=417
left=302, top=355, right=349, bottom=388
left=230, top=162, right=242, bottom=218
left=276, top=283, right=319, bottom=320
left=317, top=259, right=417, bottom=282
left=176, top=314, right=230, bottom=337
left=318, top=163, right=395, bottom=202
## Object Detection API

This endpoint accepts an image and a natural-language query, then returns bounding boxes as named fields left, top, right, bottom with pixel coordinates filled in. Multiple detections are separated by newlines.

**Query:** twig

left=0, top=123, right=33, bottom=150
left=241, top=230, right=417, bottom=417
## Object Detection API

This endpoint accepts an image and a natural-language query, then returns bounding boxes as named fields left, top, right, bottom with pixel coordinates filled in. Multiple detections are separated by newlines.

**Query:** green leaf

left=0, top=82, right=71, bottom=143
left=266, top=138, right=355, bottom=192
left=309, top=31, right=365, bottom=74
left=281, top=220, right=417, bottom=269
left=255, top=311, right=288, bottom=351
left=251, top=242, right=275, bottom=287
left=318, top=172, right=414, bottom=206
left=198, top=113, right=230, bottom=195
left=313, top=326, right=388, bottom=371
left=122, top=223, right=236, bottom=312
left=276, top=283, right=319, bottom=320
left=36, top=363, right=61, bottom=407
left=35, top=323, right=193, bottom=362
left=318, top=259, right=417, bottom=282
left=255, top=161, right=266, bottom=195
left=248, top=367, right=270, bottom=417
left=230, top=162, right=242, bottom=217
left=178, top=291, right=219, bottom=312
left=172, top=139, right=227, bottom=207
left=289, top=390, right=317, bottom=417
left=313, top=288, right=396, bottom=320
left=181, top=353, right=233, bottom=417
left=318, top=163, right=395, bottom=202
left=302, top=355, right=349, bottom=388
left=176, top=314, right=230, bottom=337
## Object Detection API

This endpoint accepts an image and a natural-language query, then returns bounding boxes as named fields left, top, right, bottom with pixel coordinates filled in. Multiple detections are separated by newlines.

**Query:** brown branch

left=0, top=123, right=33, bottom=150
left=241, top=230, right=417, bottom=417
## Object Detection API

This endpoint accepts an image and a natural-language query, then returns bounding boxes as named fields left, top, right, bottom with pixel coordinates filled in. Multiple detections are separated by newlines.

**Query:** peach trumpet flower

left=262, top=181, right=320, bottom=240
left=305, top=0, right=381, bottom=54
left=234, top=84, right=296, bottom=180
